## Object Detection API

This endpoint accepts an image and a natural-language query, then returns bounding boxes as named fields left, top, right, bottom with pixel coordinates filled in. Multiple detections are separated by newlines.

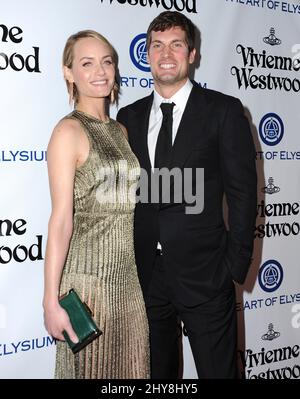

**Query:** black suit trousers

left=145, top=253, right=238, bottom=379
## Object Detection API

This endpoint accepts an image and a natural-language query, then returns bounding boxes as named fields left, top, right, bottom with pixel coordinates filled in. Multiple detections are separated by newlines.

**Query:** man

left=117, top=11, right=257, bottom=379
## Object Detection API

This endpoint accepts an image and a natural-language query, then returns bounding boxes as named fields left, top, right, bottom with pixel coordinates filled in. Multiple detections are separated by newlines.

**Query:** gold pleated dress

left=55, top=110, right=150, bottom=379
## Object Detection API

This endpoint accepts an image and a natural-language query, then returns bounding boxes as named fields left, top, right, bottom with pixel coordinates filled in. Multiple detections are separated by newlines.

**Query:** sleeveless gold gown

left=55, top=110, right=150, bottom=379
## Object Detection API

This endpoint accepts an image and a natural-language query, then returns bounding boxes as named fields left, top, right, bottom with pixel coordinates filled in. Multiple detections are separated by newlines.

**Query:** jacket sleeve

left=116, top=107, right=128, bottom=130
left=220, top=97, right=257, bottom=284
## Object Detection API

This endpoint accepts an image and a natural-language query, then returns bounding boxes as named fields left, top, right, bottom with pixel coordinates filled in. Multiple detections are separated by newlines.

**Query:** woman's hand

left=43, top=301, right=79, bottom=343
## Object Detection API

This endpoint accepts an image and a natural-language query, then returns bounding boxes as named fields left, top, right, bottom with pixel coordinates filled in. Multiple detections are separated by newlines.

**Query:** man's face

left=147, top=26, right=195, bottom=91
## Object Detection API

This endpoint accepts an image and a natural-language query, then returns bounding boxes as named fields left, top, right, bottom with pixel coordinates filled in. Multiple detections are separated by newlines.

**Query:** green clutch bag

left=59, top=288, right=102, bottom=354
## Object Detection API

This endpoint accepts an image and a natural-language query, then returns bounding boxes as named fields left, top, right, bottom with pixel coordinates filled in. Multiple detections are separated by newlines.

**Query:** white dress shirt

left=148, top=79, right=193, bottom=170
left=148, top=79, right=193, bottom=251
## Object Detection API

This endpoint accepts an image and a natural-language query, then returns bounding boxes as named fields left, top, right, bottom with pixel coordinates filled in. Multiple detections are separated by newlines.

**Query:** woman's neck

left=76, top=99, right=108, bottom=122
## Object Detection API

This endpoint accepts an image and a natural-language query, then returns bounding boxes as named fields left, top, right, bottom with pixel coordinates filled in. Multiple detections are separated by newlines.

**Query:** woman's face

left=67, top=37, right=115, bottom=102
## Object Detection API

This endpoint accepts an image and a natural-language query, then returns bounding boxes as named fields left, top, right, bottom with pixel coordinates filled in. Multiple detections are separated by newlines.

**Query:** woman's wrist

left=43, top=294, right=60, bottom=309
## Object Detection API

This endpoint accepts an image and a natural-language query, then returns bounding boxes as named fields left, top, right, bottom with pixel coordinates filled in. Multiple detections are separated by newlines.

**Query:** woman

left=43, top=30, right=149, bottom=379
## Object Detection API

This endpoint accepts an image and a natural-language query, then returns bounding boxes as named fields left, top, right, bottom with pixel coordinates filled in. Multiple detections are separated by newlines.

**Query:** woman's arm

left=43, top=118, right=82, bottom=342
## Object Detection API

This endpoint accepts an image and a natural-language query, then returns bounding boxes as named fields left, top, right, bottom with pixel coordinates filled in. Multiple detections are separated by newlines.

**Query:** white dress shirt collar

left=153, top=79, right=193, bottom=115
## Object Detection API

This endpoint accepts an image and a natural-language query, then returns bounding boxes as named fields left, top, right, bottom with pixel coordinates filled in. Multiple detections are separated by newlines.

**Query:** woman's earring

left=69, top=81, right=74, bottom=105
left=110, top=87, right=115, bottom=104
left=110, top=82, right=118, bottom=104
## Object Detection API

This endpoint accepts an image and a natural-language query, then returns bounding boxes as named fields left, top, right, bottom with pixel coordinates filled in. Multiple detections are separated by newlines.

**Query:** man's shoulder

left=194, top=84, right=240, bottom=107
left=119, top=93, right=153, bottom=113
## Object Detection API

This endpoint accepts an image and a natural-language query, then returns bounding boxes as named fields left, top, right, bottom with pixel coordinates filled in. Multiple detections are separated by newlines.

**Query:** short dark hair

left=146, top=11, right=196, bottom=53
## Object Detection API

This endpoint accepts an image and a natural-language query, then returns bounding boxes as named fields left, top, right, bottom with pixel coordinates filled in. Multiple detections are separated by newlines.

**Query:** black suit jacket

left=117, top=83, right=257, bottom=306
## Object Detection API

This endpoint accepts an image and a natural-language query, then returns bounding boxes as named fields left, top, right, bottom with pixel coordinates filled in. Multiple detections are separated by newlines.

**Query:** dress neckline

left=74, top=109, right=111, bottom=124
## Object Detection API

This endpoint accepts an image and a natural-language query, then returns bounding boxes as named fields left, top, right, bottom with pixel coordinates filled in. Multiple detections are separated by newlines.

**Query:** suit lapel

left=130, top=85, right=210, bottom=172
left=170, top=85, right=210, bottom=169
left=130, top=94, right=153, bottom=175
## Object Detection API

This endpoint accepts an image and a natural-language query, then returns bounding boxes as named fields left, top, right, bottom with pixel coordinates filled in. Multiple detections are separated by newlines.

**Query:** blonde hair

left=62, top=30, right=119, bottom=105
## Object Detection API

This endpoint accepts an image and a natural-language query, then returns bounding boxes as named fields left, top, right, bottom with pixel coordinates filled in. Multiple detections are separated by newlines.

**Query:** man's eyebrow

left=151, top=39, right=185, bottom=44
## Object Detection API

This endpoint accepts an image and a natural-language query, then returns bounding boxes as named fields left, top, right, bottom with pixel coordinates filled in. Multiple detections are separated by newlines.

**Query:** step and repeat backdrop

left=1, top=0, right=300, bottom=379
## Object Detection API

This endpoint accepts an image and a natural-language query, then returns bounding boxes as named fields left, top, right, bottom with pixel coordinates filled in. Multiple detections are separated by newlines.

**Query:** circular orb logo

left=130, top=33, right=150, bottom=72
left=258, top=259, right=283, bottom=292
left=259, top=113, right=284, bottom=146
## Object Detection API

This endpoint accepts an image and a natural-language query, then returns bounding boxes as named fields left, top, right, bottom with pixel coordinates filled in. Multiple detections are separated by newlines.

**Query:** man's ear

left=189, top=48, right=196, bottom=64
left=63, top=66, right=74, bottom=83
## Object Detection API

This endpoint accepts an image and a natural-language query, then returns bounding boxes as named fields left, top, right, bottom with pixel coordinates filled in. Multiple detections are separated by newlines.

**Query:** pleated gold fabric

left=55, top=110, right=150, bottom=379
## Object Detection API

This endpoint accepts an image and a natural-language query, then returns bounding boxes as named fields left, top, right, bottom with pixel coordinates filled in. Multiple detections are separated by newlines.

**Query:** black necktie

left=154, top=102, right=175, bottom=169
